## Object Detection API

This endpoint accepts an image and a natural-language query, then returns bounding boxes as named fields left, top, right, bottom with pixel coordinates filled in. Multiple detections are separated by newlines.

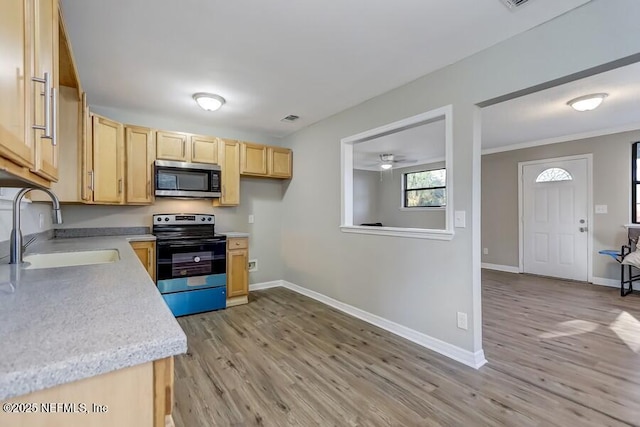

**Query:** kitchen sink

left=23, top=249, right=120, bottom=269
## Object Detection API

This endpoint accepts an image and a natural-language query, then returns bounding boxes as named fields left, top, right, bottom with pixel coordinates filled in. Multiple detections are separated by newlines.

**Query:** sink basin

left=23, top=249, right=120, bottom=269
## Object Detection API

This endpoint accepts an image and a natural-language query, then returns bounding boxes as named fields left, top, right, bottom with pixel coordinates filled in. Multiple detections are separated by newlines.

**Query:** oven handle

left=157, top=239, right=226, bottom=247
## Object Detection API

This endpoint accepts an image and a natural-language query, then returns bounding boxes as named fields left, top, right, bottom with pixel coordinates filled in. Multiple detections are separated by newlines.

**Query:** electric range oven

left=153, top=214, right=227, bottom=316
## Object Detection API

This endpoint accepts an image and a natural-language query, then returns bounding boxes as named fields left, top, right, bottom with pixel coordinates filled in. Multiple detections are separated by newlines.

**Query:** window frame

left=402, top=168, right=447, bottom=209
left=632, top=142, right=640, bottom=223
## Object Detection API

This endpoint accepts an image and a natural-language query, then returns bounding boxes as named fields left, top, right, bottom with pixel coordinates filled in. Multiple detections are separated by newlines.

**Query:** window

left=404, top=168, right=446, bottom=208
left=535, top=167, right=572, bottom=183
left=633, top=142, right=640, bottom=223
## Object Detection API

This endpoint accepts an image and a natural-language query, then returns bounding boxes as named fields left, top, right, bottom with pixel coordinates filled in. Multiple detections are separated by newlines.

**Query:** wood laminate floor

left=174, top=271, right=640, bottom=426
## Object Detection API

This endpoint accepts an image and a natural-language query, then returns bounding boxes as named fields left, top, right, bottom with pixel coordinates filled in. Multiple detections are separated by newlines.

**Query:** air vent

left=281, top=115, right=299, bottom=122
left=501, top=0, right=530, bottom=9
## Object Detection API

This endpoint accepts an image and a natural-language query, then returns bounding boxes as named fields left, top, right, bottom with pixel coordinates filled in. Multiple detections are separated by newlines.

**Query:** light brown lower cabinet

left=227, top=237, right=248, bottom=307
left=0, top=357, right=174, bottom=427
left=130, top=240, right=156, bottom=282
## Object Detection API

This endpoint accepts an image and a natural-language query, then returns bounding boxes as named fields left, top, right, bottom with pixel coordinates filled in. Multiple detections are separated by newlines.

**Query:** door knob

left=579, top=227, right=588, bottom=232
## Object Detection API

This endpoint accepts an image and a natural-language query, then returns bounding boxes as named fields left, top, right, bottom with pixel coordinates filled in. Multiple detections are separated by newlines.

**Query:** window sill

left=340, top=225, right=454, bottom=240
left=398, top=206, right=445, bottom=212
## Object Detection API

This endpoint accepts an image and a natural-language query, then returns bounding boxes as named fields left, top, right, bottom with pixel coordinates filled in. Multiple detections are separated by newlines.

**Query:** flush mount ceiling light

left=567, top=93, right=608, bottom=112
left=193, top=93, right=225, bottom=112
left=380, top=163, right=393, bottom=170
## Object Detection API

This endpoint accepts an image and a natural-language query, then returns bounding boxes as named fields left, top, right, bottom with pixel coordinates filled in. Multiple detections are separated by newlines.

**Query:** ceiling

left=60, top=0, right=590, bottom=139
left=481, top=61, right=640, bottom=151
left=354, top=60, right=640, bottom=170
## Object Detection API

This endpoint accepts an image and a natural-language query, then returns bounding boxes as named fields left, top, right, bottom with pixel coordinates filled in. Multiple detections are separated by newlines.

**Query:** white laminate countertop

left=220, top=232, right=250, bottom=238
left=0, top=235, right=186, bottom=400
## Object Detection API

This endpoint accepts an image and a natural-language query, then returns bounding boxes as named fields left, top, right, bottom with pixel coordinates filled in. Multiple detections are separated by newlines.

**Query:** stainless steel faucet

left=10, top=188, right=63, bottom=264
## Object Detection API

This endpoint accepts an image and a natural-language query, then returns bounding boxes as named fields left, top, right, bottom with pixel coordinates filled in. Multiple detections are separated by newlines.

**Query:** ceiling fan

left=369, top=153, right=417, bottom=170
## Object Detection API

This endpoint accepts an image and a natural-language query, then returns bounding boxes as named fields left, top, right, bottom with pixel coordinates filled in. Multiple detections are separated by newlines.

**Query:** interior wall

left=53, top=178, right=284, bottom=284
left=353, top=169, right=380, bottom=225
left=482, top=129, right=640, bottom=281
left=378, top=162, right=446, bottom=229
left=279, top=0, right=640, bottom=355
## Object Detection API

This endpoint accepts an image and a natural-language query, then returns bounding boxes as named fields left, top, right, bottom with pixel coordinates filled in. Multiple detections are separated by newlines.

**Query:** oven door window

left=157, top=240, right=226, bottom=280
left=156, top=168, right=210, bottom=192
left=172, top=251, right=212, bottom=277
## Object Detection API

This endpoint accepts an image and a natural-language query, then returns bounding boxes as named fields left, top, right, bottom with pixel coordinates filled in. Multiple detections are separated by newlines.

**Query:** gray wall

left=279, top=0, right=640, bottom=354
left=482, top=130, right=640, bottom=281
left=353, top=169, right=380, bottom=225
left=378, top=162, right=446, bottom=229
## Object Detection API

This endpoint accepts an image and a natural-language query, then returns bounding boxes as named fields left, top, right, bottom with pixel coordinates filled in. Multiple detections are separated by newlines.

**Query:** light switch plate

left=454, top=211, right=466, bottom=228
left=595, top=205, right=608, bottom=214
left=248, top=214, right=255, bottom=224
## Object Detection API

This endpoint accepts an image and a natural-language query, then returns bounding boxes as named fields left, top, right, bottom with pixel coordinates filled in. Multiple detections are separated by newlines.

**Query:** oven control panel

left=153, top=214, right=215, bottom=225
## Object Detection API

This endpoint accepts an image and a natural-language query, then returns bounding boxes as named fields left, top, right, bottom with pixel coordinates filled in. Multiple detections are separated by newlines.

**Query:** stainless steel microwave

left=154, top=160, right=222, bottom=198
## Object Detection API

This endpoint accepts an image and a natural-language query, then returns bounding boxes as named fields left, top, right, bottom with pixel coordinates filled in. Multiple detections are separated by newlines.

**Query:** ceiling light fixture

left=193, top=93, right=226, bottom=112
left=380, top=163, right=393, bottom=170
left=567, top=93, right=608, bottom=112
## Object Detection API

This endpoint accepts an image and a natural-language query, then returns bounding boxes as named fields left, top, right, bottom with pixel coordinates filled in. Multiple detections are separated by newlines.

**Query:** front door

left=522, top=157, right=588, bottom=281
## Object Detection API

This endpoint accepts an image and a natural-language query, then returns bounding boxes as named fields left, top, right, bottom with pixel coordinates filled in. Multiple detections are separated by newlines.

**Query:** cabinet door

left=156, top=131, right=188, bottom=162
left=31, top=0, right=59, bottom=181
left=240, top=142, right=268, bottom=176
left=268, top=147, right=292, bottom=178
left=190, top=135, right=218, bottom=164
left=130, top=241, right=156, bottom=282
left=227, top=248, right=248, bottom=298
left=214, top=139, right=240, bottom=206
left=126, top=125, right=154, bottom=204
left=0, top=0, right=34, bottom=168
left=92, top=115, right=124, bottom=204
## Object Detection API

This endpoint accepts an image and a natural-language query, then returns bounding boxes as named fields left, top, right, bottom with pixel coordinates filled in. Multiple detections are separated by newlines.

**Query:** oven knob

left=156, top=217, right=161, bottom=222
left=193, top=256, right=201, bottom=263
left=164, top=217, right=169, bottom=221
left=208, top=217, right=212, bottom=221
left=201, top=217, right=205, bottom=221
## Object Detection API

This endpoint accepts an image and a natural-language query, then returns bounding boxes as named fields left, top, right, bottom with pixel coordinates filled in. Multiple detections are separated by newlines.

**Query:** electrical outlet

left=483, top=248, right=488, bottom=255
left=248, top=259, right=258, bottom=272
left=457, top=312, right=468, bottom=330
left=248, top=214, right=255, bottom=224
left=595, top=205, right=607, bottom=214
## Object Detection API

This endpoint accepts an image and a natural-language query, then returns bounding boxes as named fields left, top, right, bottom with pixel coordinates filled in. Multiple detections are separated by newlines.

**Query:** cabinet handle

left=88, top=171, right=94, bottom=191
left=147, top=247, right=152, bottom=270
left=31, top=72, right=52, bottom=139
left=146, top=181, right=151, bottom=198
left=51, top=87, right=57, bottom=146
left=118, top=178, right=123, bottom=194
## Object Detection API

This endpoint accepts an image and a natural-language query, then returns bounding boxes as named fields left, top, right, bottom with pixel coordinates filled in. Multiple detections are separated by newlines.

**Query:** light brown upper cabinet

left=239, top=142, right=292, bottom=179
left=31, top=0, right=59, bottom=182
left=157, top=131, right=219, bottom=166
left=125, top=125, right=155, bottom=204
left=156, top=131, right=188, bottom=162
left=0, top=0, right=35, bottom=170
left=190, top=135, right=218, bottom=164
left=240, top=142, right=268, bottom=176
left=0, top=0, right=60, bottom=188
left=91, top=114, right=125, bottom=204
left=268, top=146, right=292, bottom=178
left=213, top=139, right=240, bottom=206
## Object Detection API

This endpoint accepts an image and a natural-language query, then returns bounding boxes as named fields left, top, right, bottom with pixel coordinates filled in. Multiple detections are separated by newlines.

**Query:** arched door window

left=535, top=167, right=573, bottom=183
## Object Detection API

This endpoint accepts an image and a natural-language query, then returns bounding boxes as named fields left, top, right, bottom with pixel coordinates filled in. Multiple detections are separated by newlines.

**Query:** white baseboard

left=272, top=280, right=486, bottom=370
left=591, top=276, right=620, bottom=288
left=249, top=280, right=283, bottom=291
left=481, top=263, right=520, bottom=274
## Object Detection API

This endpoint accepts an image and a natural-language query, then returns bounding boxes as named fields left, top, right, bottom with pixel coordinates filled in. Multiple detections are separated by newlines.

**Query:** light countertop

left=0, top=235, right=186, bottom=400
left=220, top=232, right=250, bottom=238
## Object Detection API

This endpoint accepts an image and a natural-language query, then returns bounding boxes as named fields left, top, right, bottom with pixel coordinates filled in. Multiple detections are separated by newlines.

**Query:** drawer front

left=161, top=287, right=226, bottom=317
left=228, top=238, right=248, bottom=250
left=157, top=274, right=226, bottom=294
